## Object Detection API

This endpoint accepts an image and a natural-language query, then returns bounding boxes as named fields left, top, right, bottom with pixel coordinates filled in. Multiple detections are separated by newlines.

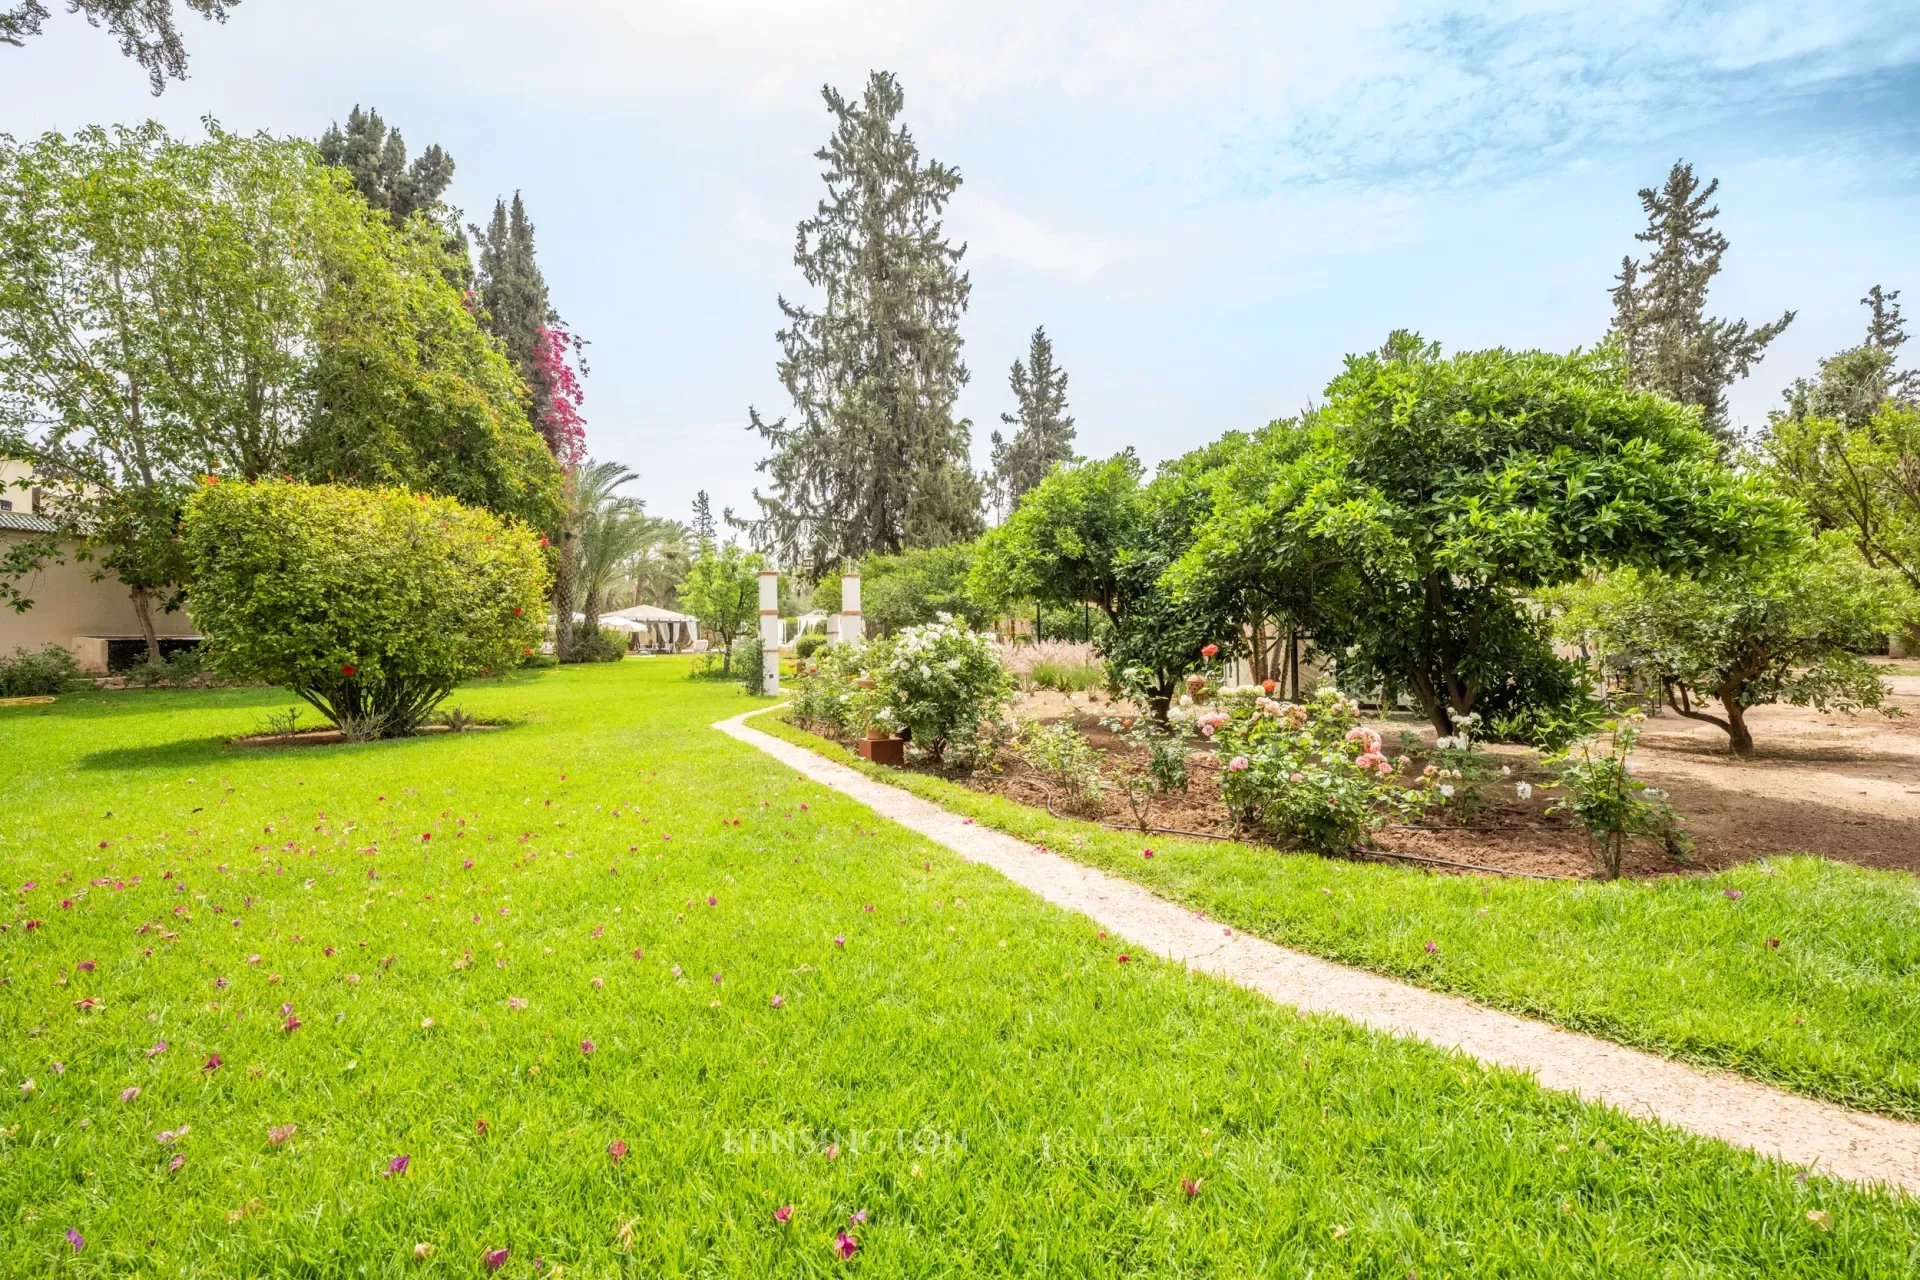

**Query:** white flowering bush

left=870, top=618, right=1014, bottom=764
left=1209, top=687, right=1428, bottom=855
left=1425, top=710, right=1496, bottom=822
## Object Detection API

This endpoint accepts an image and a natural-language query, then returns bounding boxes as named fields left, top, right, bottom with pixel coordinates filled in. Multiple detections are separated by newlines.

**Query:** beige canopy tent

left=600, top=604, right=701, bottom=653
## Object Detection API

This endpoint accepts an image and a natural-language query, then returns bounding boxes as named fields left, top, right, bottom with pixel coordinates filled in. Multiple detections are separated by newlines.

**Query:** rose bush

left=788, top=642, right=872, bottom=740
left=183, top=480, right=546, bottom=738
left=1208, top=686, right=1429, bottom=855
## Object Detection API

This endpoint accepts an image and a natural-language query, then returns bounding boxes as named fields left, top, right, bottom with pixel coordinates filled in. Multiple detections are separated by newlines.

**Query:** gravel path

left=719, top=710, right=1920, bottom=1194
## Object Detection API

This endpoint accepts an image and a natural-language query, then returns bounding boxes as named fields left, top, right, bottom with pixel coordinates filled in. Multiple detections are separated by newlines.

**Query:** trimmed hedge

left=183, top=480, right=547, bottom=737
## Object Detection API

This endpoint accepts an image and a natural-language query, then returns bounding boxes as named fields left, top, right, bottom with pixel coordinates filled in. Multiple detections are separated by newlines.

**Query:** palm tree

left=570, top=460, right=654, bottom=644
left=625, top=519, right=694, bottom=608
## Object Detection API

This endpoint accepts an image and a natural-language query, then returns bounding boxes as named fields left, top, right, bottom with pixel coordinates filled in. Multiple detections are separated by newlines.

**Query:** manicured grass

left=3, top=665, right=1917, bottom=1276
left=756, top=710, right=1920, bottom=1120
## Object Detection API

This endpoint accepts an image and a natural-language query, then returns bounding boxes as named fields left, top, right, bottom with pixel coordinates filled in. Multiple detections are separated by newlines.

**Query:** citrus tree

left=1170, top=335, right=1796, bottom=735
left=680, top=541, right=762, bottom=674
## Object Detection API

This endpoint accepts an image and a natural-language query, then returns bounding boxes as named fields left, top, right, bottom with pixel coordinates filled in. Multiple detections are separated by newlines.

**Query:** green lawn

left=2, top=663, right=1916, bottom=1276
left=756, top=711, right=1920, bottom=1120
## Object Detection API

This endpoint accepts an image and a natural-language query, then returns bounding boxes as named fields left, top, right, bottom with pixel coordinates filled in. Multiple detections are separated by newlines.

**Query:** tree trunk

left=1724, top=699, right=1755, bottom=757
left=129, top=585, right=161, bottom=664
left=1287, top=626, right=1302, bottom=701
left=1408, top=667, right=1452, bottom=735
left=553, top=534, right=577, bottom=662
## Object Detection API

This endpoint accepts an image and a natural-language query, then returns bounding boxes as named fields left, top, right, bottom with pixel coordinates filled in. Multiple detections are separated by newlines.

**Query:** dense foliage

left=812, top=542, right=986, bottom=636
left=0, top=643, right=81, bottom=696
left=679, top=543, right=763, bottom=675
left=0, top=122, right=562, bottom=654
left=182, top=481, right=546, bottom=737
left=1552, top=536, right=1910, bottom=754
left=1205, top=687, right=1431, bottom=855
left=974, top=446, right=1238, bottom=716
left=1767, top=402, right=1920, bottom=598
left=1171, top=338, right=1795, bottom=734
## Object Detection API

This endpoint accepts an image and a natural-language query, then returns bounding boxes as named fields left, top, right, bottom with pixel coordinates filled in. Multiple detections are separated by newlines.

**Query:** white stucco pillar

left=839, top=571, right=864, bottom=646
left=757, top=568, right=781, bottom=694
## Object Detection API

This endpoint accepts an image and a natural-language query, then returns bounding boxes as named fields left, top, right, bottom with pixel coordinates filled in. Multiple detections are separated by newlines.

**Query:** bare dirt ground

left=958, top=663, right=1920, bottom=880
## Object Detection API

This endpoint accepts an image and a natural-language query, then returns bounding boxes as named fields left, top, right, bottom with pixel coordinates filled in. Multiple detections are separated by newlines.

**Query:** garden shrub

left=571, top=628, right=628, bottom=664
left=0, top=644, right=81, bottom=696
left=122, top=646, right=224, bottom=689
left=1208, top=686, right=1430, bottom=855
left=794, top=633, right=828, bottom=659
left=1013, top=720, right=1106, bottom=813
left=733, top=634, right=766, bottom=695
left=789, top=643, right=870, bottom=738
left=1545, top=714, right=1690, bottom=878
left=182, top=480, right=546, bottom=738
left=869, top=617, right=1013, bottom=765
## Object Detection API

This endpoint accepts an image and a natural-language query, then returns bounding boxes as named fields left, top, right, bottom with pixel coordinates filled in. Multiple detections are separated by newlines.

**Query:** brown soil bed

left=233, top=723, right=501, bottom=749
left=842, top=666, right=1920, bottom=881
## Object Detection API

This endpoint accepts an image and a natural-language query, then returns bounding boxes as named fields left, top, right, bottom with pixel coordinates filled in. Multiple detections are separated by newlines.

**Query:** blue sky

left=5, top=0, right=1918, bottom=532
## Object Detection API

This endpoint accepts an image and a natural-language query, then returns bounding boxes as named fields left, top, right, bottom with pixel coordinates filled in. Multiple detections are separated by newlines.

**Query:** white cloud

left=961, top=195, right=1116, bottom=281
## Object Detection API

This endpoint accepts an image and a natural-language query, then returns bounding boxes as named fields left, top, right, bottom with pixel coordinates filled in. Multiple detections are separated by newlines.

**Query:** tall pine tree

left=747, top=71, right=983, bottom=570
left=691, top=490, right=716, bottom=545
left=1608, top=161, right=1794, bottom=442
left=1862, top=284, right=1916, bottom=403
left=989, top=325, right=1076, bottom=517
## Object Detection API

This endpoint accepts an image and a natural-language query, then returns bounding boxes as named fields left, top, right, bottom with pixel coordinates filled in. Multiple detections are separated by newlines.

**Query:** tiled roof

left=0, top=509, right=59, bottom=534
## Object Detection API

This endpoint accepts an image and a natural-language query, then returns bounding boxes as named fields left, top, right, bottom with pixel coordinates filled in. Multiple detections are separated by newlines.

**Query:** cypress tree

left=746, top=71, right=983, bottom=571
left=989, top=325, right=1077, bottom=517
left=471, top=193, right=551, bottom=374
left=1608, top=161, right=1794, bottom=441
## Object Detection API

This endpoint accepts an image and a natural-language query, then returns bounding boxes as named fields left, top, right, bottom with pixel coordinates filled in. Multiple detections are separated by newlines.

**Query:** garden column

left=758, top=568, right=781, bottom=695
left=839, top=571, right=865, bottom=646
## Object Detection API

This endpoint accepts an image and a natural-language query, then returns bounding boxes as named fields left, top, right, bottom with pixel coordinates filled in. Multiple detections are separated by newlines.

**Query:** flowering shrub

left=1424, top=711, right=1495, bottom=823
left=1209, top=687, right=1426, bottom=855
left=1100, top=665, right=1192, bottom=829
left=869, top=618, right=1013, bottom=764
left=1546, top=714, right=1690, bottom=878
left=1013, top=721, right=1106, bottom=813
left=183, top=481, right=546, bottom=738
left=788, top=643, right=870, bottom=739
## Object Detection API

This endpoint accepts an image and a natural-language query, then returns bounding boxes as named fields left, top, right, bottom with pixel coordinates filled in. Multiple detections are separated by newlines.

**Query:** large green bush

left=183, top=480, right=547, bottom=737
left=0, top=644, right=81, bottom=697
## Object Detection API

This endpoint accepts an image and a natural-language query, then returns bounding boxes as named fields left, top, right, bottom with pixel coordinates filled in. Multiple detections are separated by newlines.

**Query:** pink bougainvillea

left=531, top=323, right=587, bottom=466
